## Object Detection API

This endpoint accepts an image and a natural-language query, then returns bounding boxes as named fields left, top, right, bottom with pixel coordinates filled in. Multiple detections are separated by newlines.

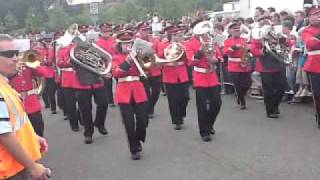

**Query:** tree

left=25, top=8, right=47, bottom=32
left=47, top=8, right=70, bottom=30
left=4, top=11, right=19, bottom=30
left=100, top=1, right=147, bottom=24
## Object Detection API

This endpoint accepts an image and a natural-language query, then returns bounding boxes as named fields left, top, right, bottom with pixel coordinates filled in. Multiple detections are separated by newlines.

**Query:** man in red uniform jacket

left=185, top=23, right=222, bottom=142
left=34, top=38, right=58, bottom=114
left=96, top=22, right=117, bottom=107
left=112, top=31, right=149, bottom=160
left=301, top=7, right=320, bottom=127
left=250, top=16, right=287, bottom=118
left=58, top=25, right=109, bottom=144
left=137, top=24, right=162, bottom=119
left=157, top=25, right=190, bottom=130
left=224, top=22, right=253, bottom=110
left=10, top=61, right=51, bottom=137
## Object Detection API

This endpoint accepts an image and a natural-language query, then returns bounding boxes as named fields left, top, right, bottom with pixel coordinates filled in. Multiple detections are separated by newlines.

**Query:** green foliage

left=25, top=8, right=47, bottom=32
left=100, top=1, right=147, bottom=24
left=71, top=6, right=93, bottom=25
left=47, top=8, right=71, bottom=30
left=3, top=0, right=233, bottom=33
left=4, top=11, right=19, bottom=30
left=155, top=0, right=198, bottom=18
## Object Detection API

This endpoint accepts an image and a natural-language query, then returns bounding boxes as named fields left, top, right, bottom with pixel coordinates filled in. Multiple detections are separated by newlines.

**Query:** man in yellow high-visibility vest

left=0, top=34, right=51, bottom=180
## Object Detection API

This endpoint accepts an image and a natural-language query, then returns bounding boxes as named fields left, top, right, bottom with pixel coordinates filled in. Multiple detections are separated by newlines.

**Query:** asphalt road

left=41, top=92, right=320, bottom=180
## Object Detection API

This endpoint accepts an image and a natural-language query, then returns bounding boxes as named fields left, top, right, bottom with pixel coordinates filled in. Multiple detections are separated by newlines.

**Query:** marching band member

left=96, top=22, right=117, bottom=107
left=53, top=31, right=68, bottom=120
left=137, top=23, right=162, bottom=119
left=301, top=6, right=320, bottom=127
left=157, top=25, right=190, bottom=130
left=250, top=15, right=287, bottom=118
left=185, top=21, right=222, bottom=141
left=57, top=43, right=81, bottom=132
left=10, top=51, right=51, bottom=137
left=224, top=22, right=253, bottom=110
left=64, top=24, right=109, bottom=144
left=112, top=31, right=149, bottom=160
left=34, top=37, right=57, bottom=114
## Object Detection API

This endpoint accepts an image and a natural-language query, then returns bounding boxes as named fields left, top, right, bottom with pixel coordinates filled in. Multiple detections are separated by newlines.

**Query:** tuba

left=261, top=25, right=291, bottom=66
left=193, top=21, right=215, bottom=52
left=58, top=24, right=112, bottom=78
left=20, top=50, right=45, bottom=95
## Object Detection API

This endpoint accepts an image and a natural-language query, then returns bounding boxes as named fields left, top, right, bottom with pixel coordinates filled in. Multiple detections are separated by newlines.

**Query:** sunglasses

left=0, top=50, right=19, bottom=58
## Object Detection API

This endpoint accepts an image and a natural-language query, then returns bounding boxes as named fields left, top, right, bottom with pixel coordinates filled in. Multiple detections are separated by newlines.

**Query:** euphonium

left=59, top=23, right=113, bottom=77
left=131, top=38, right=157, bottom=69
left=261, top=26, right=290, bottom=65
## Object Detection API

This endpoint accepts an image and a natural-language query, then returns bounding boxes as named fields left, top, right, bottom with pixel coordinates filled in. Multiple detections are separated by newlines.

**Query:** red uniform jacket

left=112, top=53, right=148, bottom=104
left=157, top=41, right=189, bottom=84
left=250, top=38, right=281, bottom=73
left=185, top=37, right=220, bottom=87
left=96, top=36, right=118, bottom=56
left=146, top=37, right=161, bottom=77
left=224, top=37, right=252, bottom=73
left=301, top=26, right=320, bottom=73
left=10, top=66, right=49, bottom=114
left=57, top=44, right=103, bottom=89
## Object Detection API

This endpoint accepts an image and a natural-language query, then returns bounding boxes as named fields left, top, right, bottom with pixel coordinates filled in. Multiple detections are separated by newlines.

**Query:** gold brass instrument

left=19, top=50, right=45, bottom=95
left=241, top=43, right=254, bottom=67
left=163, top=42, right=185, bottom=62
left=131, top=38, right=157, bottom=69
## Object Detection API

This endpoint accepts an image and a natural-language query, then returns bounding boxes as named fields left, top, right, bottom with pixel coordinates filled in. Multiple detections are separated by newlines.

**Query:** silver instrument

left=58, top=24, right=113, bottom=76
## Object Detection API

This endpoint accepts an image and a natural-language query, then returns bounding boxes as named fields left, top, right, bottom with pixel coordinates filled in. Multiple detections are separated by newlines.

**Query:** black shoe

left=201, top=135, right=212, bottom=142
left=64, top=116, right=69, bottom=120
left=109, top=104, right=116, bottom=108
left=240, top=104, right=247, bottom=110
left=97, top=127, right=108, bottom=135
left=51, top=110, right=57, bottom=114
left=210, top=128, right=216, bottom=135
left=174, top=124, right=182, bottom=130
left=274, top=108, right=280, bottom=115
left=137, top=143, right=142, bottom=152
left=72, top=126, right=80, bottom=132
left=267, top=114, right=279, bottom=119
left=131, top=152, right=141, bottom=160
left=84, top=136, right=93, bottom=144
left=148, top=114, right=154, bottom=119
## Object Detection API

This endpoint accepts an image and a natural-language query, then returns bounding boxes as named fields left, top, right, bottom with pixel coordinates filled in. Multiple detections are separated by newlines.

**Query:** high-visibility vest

left=0, top=76, right=41, bottom=179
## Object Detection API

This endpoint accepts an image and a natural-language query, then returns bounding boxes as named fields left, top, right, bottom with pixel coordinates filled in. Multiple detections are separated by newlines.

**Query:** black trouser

left=230, top=72, right=252, bottom=105
left=76, top=87, right=108, bottom=137
left=119, top=102, right=149, bottom=153
left=28, top=111, right=44, bottom=137
left=308, top=73, right=320, bottom=120
left=62, top=88, right=79, bottom=129
left=57, top=84, right=67, bottom=116
left=144, top=76, right=161, bottom=115
left=104, top=78, right=114, bottom=104
left=165, top=82, right=190, bottom=125
left=43, top=78, right=57, bottom=112
left=261, top=71, right=287, bottom=115
left=195, top=86, right=222, bottom=137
